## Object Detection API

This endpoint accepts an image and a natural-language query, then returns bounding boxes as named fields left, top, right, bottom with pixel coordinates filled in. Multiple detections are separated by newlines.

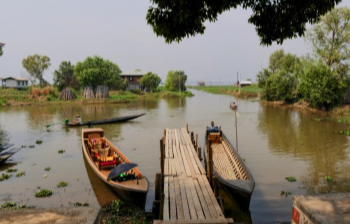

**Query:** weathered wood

left=83, top=86, right=95, bottom=99
left=163, top=177, right=169, bottom=220
left=153, top=218, right=234, bottom=224
left=174, top=176, right=184, bottom=220
left=95, top=85, right=109, bottom=99
left=193, top=177, right=211, bottom=219
left=165, top=158, right=170, bottom=176
left=196, top=175, right=219, bottom=219
left=179, top=144, right=192, bottom=177
left=200, top=175, right=225, bottom=219
left=179, top=177, right=191, bottom=220
left=198, top=147, right=202, bottom=161
left=169, top=176, right=176, bottom=220
left=195, top=134, right=198, bottom=152
left=188, top=178, right=205, bottom=220
left=185, top=178, right=198, bottom=220
left=160, top=139, right=164, bottom=174
left=59, top=88, right=75, bottom=101
left=208, top=140, right=213, bottom=185
left=155, top=173, right=161, bottom=201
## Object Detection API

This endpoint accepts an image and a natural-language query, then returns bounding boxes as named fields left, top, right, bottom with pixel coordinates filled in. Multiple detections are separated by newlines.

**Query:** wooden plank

left=188, top=178, right=205, bottom=220
left=200, top=175, right=225, bottom=219
left=172, top=144, right=178, bottom=158
left=184, top=178, right=198, bottom=219
left=174, top=176, right=184, bottom=220
left=169, top=176, right=176, bottom=220
left=163, top=177, right=170, bottom=220
left=153, top=218, right=234, bottom=224
left=179, top=144, right=192, bottom=177
left=179, top=177, right=191, bottom=220
left=174, top=129, right=180, bottom=146
left=185, top=145, right=200, bottom=175
left=170, top=158, right=176, bottom=175
left=193, top=178, right=212, bottom=219
left=169, top=130, right=173, bottom=158
left=196, top=175, right=219, bottom=219
left=164, top=158, right=170, bottom=176
left=183, top=145, right=196, bottom=177
left=176, top=145, right=185, bottom=177
left=165, top=129, right=169, bottom=158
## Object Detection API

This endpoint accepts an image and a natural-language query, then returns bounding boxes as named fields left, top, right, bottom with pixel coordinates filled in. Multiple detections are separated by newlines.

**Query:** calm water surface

left=1, top=89, right=350, bottom=223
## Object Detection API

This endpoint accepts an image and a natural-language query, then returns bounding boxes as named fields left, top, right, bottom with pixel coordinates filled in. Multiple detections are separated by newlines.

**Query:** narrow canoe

left=206, top=126, right=254, bottom=210
left=0, top=143, right=14, bottom=153
left=81, top=128, right=148, bottom=208
left=0, top=147, right=21, bottom=164
left=66, top=113, right=146, bottom=127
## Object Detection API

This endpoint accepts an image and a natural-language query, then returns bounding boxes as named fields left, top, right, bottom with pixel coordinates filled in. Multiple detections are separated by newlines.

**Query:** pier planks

left=158, top=127, right=232, bottom=224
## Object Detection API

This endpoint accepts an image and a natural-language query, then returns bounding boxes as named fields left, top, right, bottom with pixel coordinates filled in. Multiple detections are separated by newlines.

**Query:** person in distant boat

left=71, top=115, right=81, bottom=125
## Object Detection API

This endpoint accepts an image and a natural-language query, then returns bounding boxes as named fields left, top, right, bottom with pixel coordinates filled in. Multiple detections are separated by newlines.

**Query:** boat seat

left=98, top=146, right=117, bottom=171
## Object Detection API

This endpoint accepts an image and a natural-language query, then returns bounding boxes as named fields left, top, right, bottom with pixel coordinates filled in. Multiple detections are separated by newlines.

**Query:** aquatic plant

left=57, top=181, right=68, bottom=188
left=18, top=204, right=27, bottom=209
left=58, top=150, right=65, bottom=154
left=325, top=176, right=333, bottom=182
left=0, top=173, right=12, bottom=181
left=35, top=189, right=52, bottom=197
left=36, top=140, right=43, bottom=144
left=21, top=145, right=26, bottom=148
left=285, top=176, right=297, bottom=182
left=29, top=145, right=35, bottom=148
left=340, top=130, right=350, bottom=136
left=6, top=168, right=18, bottom=173
left=243, top=158, right=246, bottom=162
left=1, top=202, right=16, bottom=209
left=103, top=200, right=124, bottom=215
left=74, top=202, right=89, bottom=207
left=280, top=191, right=292, bottom=197
left=314, top=118, right=324, bottom=122
left=44, top=167, right=50, bottom=171
left=16, top=171, right=25, bottom=177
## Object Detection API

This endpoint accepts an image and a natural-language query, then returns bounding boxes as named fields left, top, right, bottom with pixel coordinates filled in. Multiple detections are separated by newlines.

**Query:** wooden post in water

left=235, top=110, right=238, bottom=152
left=160, top=139, right=164, bottom=174
left=213, top=176, right=218, bottom=197
left=208, top=139, right=213, bottom=186
left=198, top=147, right=202, bottom=160
left=186, top=124, right=189, bottom=133
left=195, top=134, right=198, bottom=152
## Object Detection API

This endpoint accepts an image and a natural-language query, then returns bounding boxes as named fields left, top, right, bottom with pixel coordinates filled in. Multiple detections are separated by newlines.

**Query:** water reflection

left=165, top=98, right=186, bottom=109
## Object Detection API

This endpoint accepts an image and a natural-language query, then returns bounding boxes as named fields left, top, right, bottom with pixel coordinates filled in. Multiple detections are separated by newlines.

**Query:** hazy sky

left=1, top=1, right=349, bottom=84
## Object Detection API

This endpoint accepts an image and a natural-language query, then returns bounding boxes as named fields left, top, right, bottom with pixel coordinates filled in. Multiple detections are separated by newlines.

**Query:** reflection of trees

left=0, top=126, right=9, bottom=144
left=129, top=99, right=159, bottom=111
left=165, top=98, right=186, bottom=109
left=258, top=105, right=350, bottom=194
left=25, top=106, right=55, bottom=130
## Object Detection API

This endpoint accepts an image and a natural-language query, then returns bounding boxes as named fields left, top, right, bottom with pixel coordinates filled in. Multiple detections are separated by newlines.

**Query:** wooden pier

left=153, top=126, right=234, bottom=224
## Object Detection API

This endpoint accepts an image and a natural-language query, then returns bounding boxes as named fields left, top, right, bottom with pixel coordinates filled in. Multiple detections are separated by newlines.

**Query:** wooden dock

left=153, top=127, right=234, bottom=224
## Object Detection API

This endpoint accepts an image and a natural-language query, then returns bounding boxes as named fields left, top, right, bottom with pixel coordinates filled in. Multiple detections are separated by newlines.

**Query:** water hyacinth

left=35, top=189, right=52, bottom=197
left=57, top=181, right=68, bottom=188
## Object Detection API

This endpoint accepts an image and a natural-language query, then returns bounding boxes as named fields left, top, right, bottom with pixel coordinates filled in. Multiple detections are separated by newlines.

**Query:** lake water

left=1, top=89, right=350, bottom=223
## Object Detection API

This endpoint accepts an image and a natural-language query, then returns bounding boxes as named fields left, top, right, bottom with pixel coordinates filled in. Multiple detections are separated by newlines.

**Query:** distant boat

left=0, top=147, right=21, bottom=164
left=65, top=113, right=146, bottom=127
left=81, top=128, right=148, bottom=208
left=230, top=102, right=237, bottom=110
left=206, top=124, right=254, bottom=210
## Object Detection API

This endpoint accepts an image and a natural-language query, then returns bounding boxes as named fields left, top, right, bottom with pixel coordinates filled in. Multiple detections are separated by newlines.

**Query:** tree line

left=257, top=7, right=350, bottom=110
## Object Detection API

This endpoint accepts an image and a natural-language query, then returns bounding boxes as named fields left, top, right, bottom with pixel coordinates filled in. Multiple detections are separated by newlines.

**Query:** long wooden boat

left=66, top=113, right=146, bottom=127
left=206, top=125, right=254, bottom=210
left=81, top=128, right=148, bottom=208
left=0, top=147, right=21, bottom=164
left=0, top=143, right=14, bottom=153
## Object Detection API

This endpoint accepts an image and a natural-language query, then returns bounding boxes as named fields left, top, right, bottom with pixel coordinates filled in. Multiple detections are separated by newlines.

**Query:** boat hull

left=66, top=113, right=146, bottom=127
left=0, top=147, right=21, bottom=164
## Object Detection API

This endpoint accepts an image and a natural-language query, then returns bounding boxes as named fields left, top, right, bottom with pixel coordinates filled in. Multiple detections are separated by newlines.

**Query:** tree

left=140, top=72, right=161, bottom=92
left=22, top=54, right=51, bottom=86
left=53, top=61, right=80, bottom=91
left=74, top=56, right=123, bottom=90
left=146, top=0, right=341, bottom=45
left=306, top=7, right=350, bottom=79
left=298, top=59, right=347, bottom=109
left=164, top=70, right=187, bottom=92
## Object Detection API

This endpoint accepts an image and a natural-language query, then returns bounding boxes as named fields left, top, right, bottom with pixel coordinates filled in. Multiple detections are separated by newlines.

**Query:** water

left=1, top=89, right=350, bottom=223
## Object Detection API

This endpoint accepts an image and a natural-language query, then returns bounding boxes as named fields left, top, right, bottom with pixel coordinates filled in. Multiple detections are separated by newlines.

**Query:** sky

left=1, top=1, right=350, bottom=85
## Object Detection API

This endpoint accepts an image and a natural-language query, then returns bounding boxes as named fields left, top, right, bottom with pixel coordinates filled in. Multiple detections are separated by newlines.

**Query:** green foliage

left=22, top=54, right=51, bottom=86
left=44, top=167, right=50, bottom=171
left=0, top=46, right=3, bottom=57
left=57, top=181, right=68, bottom=188
left=0, top=173, right=12, bottom=181
left=140, top=72, right=161, bottom=92
left=1, top=202, right=16, bottom=209
left=6, top=168, right=18, bottom=173
left=36, top=140, right=42, bottom=144
left=58, top=150, right=65, bottom=154
left=298, top=60, right=347, bottom=109
left=285, top=176, right=297, bottom=182
left=325, top=176, right=333, bottom=182
left=164, top=70, right=187, bottom=91
left=74, top=56, right=123, bottom=90
left=103, top=200, right=124, bottom=215
left=306, top=7, right=350, bottom=78
left=16, top=171, right=25, bottom=177
left=35, top=189, right=52, bottom=197
left=53, top=61, right=80, bottom=91
left=146, top=0, right=340, bottom=45
left=29, top=145, right=35, bottom=148
left=74, top=202, right=89, bottom=207
left=280, top=191, right=292, bottom=197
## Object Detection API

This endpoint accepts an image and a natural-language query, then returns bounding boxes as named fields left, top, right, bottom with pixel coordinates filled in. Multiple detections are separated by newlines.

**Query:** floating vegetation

left=37, top=186, right=41, bottom=189
left=57, top=181, right=68, bottom=188
left=21, top=145, right=27, bottom=148
left=0, top=173, right=12, bottom=181
left=58, top=150, right=66, bottom=154
left=285, top=176, right=297, bottom=182
left=29, top=145, right=35, bottom=148
left=243, top=158, right=246, bottom=162
left=1, top=202, right=16, bottom=209
left=44, top=167, right=50, bottom=171
left=16, top=171, right=25, bottom=177
left=314, top=118, right=324, bottom=122
left=6, top=168, right=18, bottom=173
left=35, top=189, right=52, bottom=197
left=74, top=202, right=89, bottom=207
left=36, top=140, right=43, bottom=144
left=340, top=130, right=350, bottom=136
left=280, top=191, right=292, bottom=197
left=325, top=176, right=333, bottom=182
left=18, top=204, right=27, bottom=209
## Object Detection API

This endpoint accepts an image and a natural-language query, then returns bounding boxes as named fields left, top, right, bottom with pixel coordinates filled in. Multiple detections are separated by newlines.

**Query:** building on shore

left=120, top=70, right=146, bottom=90
left=1, top=77, right=29, bottom=89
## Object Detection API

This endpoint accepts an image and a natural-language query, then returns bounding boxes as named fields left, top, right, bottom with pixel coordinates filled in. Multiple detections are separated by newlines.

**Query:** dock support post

left=195, top=134, right=198, bottom=152
left=186, top=124, right=189, bottom=133
left=163, top=129, right=166, bottom=140
left=213, top=176, right=218, bottom=197
left=208, top=139, right=213, bottom=187
left=160, top=139, right=164, bottom=174
left=198, top=147, right=202, bottom=161
left=153, top=173, right=161, bottom=219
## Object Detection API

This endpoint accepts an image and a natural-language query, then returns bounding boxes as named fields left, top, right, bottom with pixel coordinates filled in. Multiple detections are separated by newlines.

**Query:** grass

left=0, top=173, right=12, bottom=181
left=188, top=84, right=260, bottom=98
left=325, top=176, right=333, bottom=182
left=35, top=189, right=52, bottom=197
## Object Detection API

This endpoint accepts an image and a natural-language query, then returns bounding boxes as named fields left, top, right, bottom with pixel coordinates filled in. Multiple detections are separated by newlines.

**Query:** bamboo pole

left=235, top=110, right=238, bottom=152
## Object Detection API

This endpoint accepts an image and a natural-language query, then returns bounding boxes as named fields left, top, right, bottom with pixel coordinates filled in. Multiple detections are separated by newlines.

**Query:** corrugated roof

left=120, top=70, right=147, bottom=76
left=1, top=77, right=29, bottom=81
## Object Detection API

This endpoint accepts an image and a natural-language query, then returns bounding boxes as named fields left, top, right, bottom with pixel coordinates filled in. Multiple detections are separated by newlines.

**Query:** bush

left=263, top=70, right=297, bottom=102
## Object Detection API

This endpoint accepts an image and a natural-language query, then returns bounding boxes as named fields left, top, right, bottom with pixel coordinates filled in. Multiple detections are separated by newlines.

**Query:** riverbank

left=0, top=88, right=194, bottom=107
left=187, top=85, right=260, bottom=98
